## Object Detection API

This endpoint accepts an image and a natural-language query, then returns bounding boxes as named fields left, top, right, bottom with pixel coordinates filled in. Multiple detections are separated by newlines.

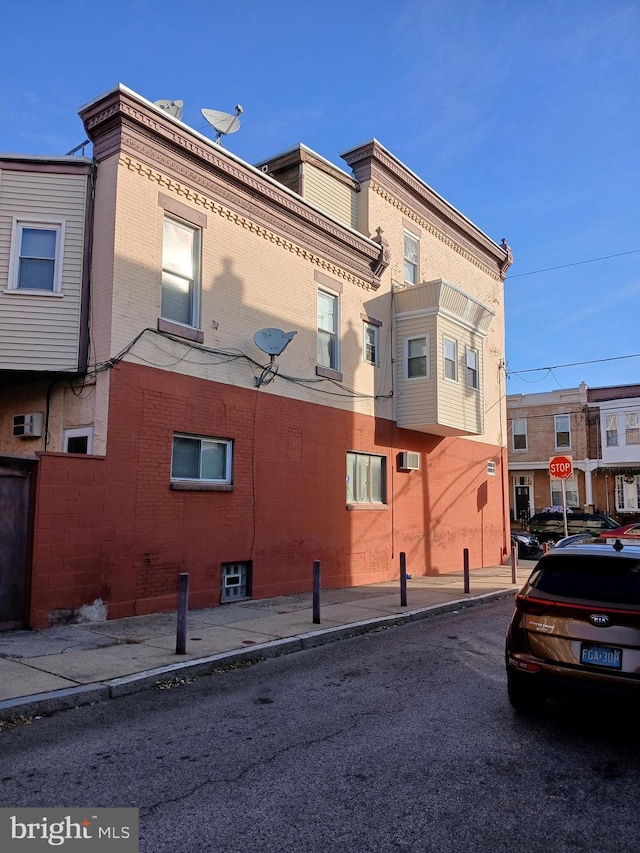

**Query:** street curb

left=0, top=588, right=517, bottom=723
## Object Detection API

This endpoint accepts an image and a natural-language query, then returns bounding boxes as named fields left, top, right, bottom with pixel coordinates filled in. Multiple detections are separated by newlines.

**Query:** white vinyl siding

left=0, top=169, right=87, bottom=370
left=395, top=316, right=437, bottom=429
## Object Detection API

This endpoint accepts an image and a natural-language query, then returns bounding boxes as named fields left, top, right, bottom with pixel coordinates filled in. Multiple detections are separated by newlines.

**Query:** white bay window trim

left=7, top=217, right=65, bottom=294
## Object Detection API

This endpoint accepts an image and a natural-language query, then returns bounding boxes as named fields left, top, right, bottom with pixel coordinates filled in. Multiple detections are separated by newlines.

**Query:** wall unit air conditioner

left=399, top=451, right=420, bottom=471
left=13, top=412, right=44, bottom=438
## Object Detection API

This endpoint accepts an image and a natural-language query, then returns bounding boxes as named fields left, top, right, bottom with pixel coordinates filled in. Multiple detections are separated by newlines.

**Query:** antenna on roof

left=154, top=100, right=184, bottom=120
left=201, top=105, right=243, bottom=145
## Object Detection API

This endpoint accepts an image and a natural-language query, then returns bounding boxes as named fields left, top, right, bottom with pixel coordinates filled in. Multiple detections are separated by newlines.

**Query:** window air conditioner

left=399, top=451, right=420, bottom=471
left=13, top=412, right=44, bottom=438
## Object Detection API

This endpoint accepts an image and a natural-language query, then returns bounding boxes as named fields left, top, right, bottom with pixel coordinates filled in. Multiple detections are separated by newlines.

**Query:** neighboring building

left=587, top=384, right=640, bottom=519
left=506, top=382, right=640, bottom=524
left=1, top=85, right=511, bottom=629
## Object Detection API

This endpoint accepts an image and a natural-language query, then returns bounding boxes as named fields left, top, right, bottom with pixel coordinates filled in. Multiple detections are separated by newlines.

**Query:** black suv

left=527, top=511, right=618, bottom=545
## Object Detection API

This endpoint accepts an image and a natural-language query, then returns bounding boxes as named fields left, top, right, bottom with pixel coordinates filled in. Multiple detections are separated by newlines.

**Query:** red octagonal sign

left=549, top=455, right=573, bottom=479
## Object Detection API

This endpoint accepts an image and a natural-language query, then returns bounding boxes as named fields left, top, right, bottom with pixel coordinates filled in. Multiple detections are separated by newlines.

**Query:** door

left=515, top=485, right=531, bottom=525
left=0, top=459, right=33, bottom=629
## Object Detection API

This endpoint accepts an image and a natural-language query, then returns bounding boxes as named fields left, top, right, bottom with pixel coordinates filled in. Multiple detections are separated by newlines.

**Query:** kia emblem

left=589, top=614, right=611, bottom=627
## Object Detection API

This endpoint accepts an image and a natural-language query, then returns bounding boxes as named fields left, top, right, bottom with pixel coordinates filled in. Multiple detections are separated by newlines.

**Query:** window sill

left=171, top=482, right=233, bottom=491
left=158, top=317, right=204, bottom=343
left=346, top=503, right=387, bottom=511
left=3, top=289, right=63, bottom=297
left=316, top=365, right=343, bottom=382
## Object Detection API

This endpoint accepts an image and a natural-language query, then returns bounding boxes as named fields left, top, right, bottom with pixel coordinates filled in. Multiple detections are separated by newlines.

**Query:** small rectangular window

left=466, top=347, right=479, bottom=389
left=551, top=475, right=578, bottom=507
left=162, top=216, right=200, bottom=327
left=171, top=434, right=232, bottom=483
left=403, top=231, right=419, bottom=285
left=317, top=289, right=339, bottom=370
left=606, top=413, right=619, bottom=447
left=443, top=337, right=457, bottom=381
left=363, top=322, right=378, bottom=365
left=512, top=418, right=527, bottom=451
left=487, top=461, right=496, bottom=476
left=625, top=412, right=640, bottom=445
left=554, top=414, right=571, bottom=449
left=406, top=336, right=428, bottom=379
left=346, top=452, right=386, bottom=504
left=64, top=427, right=94, bottom=454
left=9, top=220, right=64, bottom=292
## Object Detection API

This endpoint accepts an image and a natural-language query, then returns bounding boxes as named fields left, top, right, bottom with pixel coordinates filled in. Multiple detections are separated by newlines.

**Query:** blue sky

left=2, top=0, right=638, bottom=396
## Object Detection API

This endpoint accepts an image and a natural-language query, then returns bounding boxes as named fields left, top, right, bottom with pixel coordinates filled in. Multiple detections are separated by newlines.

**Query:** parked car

left=600, top=523, right=640, bottom=539
left=552, top=532, right=595, bottom=548
left=511, top=531, right=540, bottom=558
left=527, top=510, right=618, bottom=545
left=505, top=541, right=640, bottom=713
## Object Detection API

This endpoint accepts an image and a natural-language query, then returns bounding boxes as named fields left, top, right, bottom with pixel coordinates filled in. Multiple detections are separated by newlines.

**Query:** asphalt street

left=1, top=598, right=639, bottom=853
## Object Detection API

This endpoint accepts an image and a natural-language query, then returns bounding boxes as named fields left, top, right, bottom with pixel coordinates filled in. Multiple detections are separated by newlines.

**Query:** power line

left=506, top=248, right=640, bottom=280
left=507, top=351, right=640, bottom=376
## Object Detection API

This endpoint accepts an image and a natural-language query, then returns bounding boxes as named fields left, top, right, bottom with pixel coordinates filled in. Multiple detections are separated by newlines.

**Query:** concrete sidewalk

left=0, top=564, right=531, bottom=722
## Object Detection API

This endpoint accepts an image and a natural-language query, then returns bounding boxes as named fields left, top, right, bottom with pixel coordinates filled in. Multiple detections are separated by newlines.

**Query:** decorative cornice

left=80, top=89, right=381, bottom=290
left=121, top=153, right=372, bottom=290
left=343, top=140, right=508, bottom=280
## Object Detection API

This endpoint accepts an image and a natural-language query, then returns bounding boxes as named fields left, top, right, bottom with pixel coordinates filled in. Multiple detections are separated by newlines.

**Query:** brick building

left=1, top=85, right=512, bottom=629
left=507, top=382, right=640, bottom=524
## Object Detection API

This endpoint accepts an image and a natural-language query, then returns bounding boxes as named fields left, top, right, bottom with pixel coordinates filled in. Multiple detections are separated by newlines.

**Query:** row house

left=506, top=382, right=640, bottom=524
left=0, top=85, right=511, bottom=629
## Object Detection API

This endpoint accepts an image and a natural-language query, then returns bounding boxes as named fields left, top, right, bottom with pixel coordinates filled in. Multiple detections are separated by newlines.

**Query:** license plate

left=581, top=644, right=622, bottom=669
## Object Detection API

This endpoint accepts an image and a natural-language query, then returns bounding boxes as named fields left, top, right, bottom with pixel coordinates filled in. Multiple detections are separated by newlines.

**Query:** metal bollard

left=511, top=544, right=518, bottom=585
left=176, top=572, right=189, bottom=655
left=400, top=552, right=408, bottom=607
left=463, top=548, right=470, bottom=594
left=313, top=560, right=321, bottom=624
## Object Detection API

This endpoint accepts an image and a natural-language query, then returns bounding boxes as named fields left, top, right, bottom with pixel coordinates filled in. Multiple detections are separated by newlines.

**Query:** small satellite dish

left=254, top=328, right=297, bottom=357
left=154, top=100, right=184, bottom=120
left=201, top=105, right=243, bottom=144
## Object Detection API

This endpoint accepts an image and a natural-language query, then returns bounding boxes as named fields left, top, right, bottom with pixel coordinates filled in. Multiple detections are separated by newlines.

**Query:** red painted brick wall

left=29, top=361, right=508, bottom=626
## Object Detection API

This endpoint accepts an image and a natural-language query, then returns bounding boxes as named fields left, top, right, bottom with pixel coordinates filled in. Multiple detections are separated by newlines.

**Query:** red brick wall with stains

left=29, top=361, right=508, bottom=627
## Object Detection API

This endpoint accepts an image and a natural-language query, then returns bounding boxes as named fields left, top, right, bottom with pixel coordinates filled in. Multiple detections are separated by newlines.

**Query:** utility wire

left=506, top=248, right=640, bottom=279
left=506, top=351, right=640, bottom=376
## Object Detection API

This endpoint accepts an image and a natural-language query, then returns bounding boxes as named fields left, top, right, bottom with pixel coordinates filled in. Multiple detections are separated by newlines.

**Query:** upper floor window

left=554, top=414, right=571, bottom=449
left=443, top=337, right=457, bottom=381
left=171, top=434, right=232, bottom=484
left=162, top=216, right=200, bottom=328
left=403, top=231, right=419, bottom=285
left=466, top=347, right=479, bottom=390
left=512, top=418, right=527, bottom=451
left=9, top=220, right=65, bottom=293
left=405, top=335, right=428, bottom=379
left=346, top=452, right=386, bottom=504
left=317, top=289, right=339, bottom=370
left=625, top=412, right=640, bottom=445
left=605, top=413, right=619, bottom=447
left=363, top=321, right=378, bottom=365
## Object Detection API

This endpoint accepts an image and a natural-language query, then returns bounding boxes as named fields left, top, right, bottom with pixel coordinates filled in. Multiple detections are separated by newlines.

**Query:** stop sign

left=549, top=455, right=573, bottom=479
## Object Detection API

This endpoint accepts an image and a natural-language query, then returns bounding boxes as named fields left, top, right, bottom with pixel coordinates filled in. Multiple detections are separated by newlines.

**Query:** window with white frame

left=625, top=412, right=640, bottom=445
left=64, top=427, right=94, bottom=455
left=346, top=452, right=386, bottom=504
left=615, top=475, right=640, bottom=512
left=9, top=220, right=65, bottom=292
left=605, top=413, right=619, bottom=447
left=405, top=335, right=428, bottom=379
left=443, top=337, right=457, bottom=381
left=512, top=418, right=527, bottom=451
left=403, top=231, right=419, bottom=285
left=317, top=289, right=339, bottom=369
left=554, top=414, right=571, bottom=449
left=162, top=216, right=201, bottom=327
left=363, top=322, right=378, bottom=365
left=551, top=475, right=579, bottom=507
left=466, top=347, right=479, bottom=389
left=171, top=434, right=232, bottom=483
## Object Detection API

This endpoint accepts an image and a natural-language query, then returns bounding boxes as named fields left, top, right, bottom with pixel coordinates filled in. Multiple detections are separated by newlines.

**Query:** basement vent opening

left=221, top=561, right=252, bottom=602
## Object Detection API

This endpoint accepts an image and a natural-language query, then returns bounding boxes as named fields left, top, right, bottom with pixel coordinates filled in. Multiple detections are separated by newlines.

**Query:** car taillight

left=515, top=593, right=555, bottom=616
left=508, top=656, right=542, bottom=672
left=516, top=593, right=640, bottom=619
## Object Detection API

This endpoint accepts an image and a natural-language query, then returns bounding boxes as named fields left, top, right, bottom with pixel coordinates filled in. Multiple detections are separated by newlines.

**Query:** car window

left=529, top=554, right=640, bottom=604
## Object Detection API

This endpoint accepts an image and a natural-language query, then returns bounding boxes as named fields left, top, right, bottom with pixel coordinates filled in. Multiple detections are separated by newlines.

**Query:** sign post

left=549, top=455, right=573, bottom=538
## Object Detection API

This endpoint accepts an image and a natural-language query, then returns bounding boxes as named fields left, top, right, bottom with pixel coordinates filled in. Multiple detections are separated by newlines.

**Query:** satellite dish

left=254, top=328, right=297, bottom=357
left=154, top=99, right=184, bottom=119
left=201, top=105, right=243, bottom=144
